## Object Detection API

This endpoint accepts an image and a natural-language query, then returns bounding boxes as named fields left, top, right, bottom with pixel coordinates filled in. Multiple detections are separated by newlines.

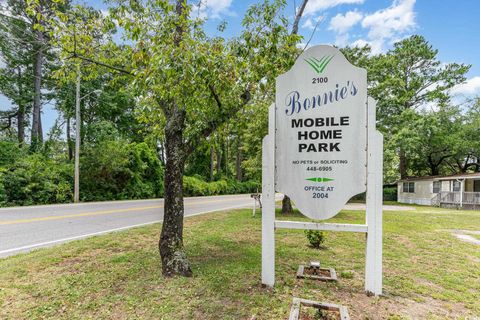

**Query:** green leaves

left=364, top=35, right=472, bottom=179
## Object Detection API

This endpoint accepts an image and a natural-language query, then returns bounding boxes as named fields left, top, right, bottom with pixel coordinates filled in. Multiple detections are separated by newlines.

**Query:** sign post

left=261, top=104, right=275, bottom=287
left=261, top=45, right=383, bottom=296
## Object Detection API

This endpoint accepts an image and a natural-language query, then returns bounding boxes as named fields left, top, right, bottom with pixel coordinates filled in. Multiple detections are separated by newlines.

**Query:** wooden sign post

left=262, top=45, right=383, bottom=296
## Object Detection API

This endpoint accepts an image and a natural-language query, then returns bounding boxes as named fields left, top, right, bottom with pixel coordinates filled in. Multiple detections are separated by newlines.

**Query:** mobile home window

left=433, top=181, right=441, bottom=193
left=403, top=182, right=415, bottom=193
left=453, top=181, right=461, bottom=192
left=474, top=180, right=480, bottom=192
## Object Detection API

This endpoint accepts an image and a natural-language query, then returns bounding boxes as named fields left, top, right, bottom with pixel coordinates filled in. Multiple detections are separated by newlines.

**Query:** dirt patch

left=300, top=309, right=341, bottom=320
left=323, top=288, right=470, bottom=319
left=297, top=265, right=338, bottom=282
left=395, top=235, right=416, bottom=249
left=448, top=230, right=480, bottom=245
left=304, top=268, right=331, bottom=277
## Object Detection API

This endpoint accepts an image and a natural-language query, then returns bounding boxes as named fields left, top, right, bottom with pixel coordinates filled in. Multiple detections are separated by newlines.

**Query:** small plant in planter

left=314, top=308, right=339, bottom=320
left=305, top=229, right=325, bottom=249
left=289, top=298, right=350, bottom=320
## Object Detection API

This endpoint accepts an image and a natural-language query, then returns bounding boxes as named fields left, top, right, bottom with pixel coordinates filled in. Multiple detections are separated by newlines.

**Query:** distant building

left=397, top=172, right=480, bottom=209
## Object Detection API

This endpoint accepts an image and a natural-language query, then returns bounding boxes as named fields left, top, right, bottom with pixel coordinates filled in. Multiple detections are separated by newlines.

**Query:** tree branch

left=208, top=84, right=222, bottom=111
left=184, top=87, right=251, bottom=156
left=70, top=52, right=132, bottom=75
left=291, top=0, right=308, bottom=35
left=0, top=110, right=17, bottom=131
left=185, top=0, right=308, bottom=156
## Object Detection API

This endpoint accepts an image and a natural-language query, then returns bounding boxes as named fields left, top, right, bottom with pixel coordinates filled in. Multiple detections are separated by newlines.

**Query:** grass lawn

left=1, top=205, right=479, bottom=319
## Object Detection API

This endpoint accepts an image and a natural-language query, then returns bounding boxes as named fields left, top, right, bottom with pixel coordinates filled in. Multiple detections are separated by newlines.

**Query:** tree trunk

left=225, top=135, right=229, bottom=178
left=427, top=154, right=435, bottom=176
left=236, top=138, right=242, bottom=182
left=16, top=68, right=25, bottom=145
left=282, top=195, right=293, bottom=214
left=66, top=116, right=73, bottom=161
left=399, top=148, right=407, bottom=179
left=17, top=107, right=25, bottom=145
left=216, top=144, right=222, bottom=176
left=159, top=108, right=192, bottom=277
left=158, top=139, right=165, bottom=165
left=291, top=0, right=309, bottom=35
left=31, top=29, right=44, bottom=148
left=210, top=145, right=214, bottom=181
left=158, top=0, right=192, bottom=278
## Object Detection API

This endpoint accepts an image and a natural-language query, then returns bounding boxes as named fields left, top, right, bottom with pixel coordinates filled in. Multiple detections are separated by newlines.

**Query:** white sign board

left=275, top=45, right=367, bottom=220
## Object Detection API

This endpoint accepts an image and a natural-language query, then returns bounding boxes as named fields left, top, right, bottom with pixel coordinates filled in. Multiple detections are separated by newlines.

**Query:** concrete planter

left=296, top=262, right=337, bottom=282
left=289, top=297, right=350, bottom=320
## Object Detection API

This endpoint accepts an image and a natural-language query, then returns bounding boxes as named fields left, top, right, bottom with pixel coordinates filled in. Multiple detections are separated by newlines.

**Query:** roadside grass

left=1, top=205, right=479, bottom=319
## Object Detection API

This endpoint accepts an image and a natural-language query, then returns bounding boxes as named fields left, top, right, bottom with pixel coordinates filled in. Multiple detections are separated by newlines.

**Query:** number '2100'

left=312, top=77, right=328, bottom=84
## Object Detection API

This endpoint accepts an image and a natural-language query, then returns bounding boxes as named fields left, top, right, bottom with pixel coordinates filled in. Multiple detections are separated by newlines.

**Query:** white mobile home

left=397, top=172, right=480, bottom=209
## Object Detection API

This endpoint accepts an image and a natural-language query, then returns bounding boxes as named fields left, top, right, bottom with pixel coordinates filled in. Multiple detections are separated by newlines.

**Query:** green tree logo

left=304, top=55, right=335, bottom=74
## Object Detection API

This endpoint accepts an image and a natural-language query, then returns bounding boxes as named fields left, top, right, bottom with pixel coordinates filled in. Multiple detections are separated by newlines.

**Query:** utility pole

left=74, top=65, right=81, bottom=203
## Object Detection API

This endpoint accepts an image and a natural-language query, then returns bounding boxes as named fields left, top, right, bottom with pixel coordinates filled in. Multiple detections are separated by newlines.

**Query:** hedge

left=183, top=176, right=259, bottom=197
left=349, top=186, right=397, bottom=202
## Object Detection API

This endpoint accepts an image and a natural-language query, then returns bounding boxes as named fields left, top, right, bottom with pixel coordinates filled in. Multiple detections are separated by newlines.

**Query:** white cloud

left=451, top=77, right=480, bottom=96
left=304, top=0, right=364, bottom=15
left=328, top=10, right=363, bottom=46
left=351, top=38, right=383, bottom=53
left=324, top=1, right=416, bottom=52
left=302, top=15, right=325, bottom=30
left=360, top=0, right=416, bottom=52
left=329, top=11, right=363, bottom=33
left=302, top=18, right=314, bottom=30
left=196, top=0, right=233, bottom=19
left=351, top=38, right=368, bottom=48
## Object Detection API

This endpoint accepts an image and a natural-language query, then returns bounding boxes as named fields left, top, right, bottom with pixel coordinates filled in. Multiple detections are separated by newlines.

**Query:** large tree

left=449, top=98, right=480, bottom=173
left=369, top=35, right=469, bottom=178
left=395, top=104, right=463, bottom=176
left=107, top=0, right=303, bottom=276
left=1, top=0, right=68, bottom=148
left=0, top=4, right=35, bottom=144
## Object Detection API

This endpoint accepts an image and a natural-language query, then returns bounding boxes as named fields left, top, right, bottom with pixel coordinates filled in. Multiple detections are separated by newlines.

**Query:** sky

left=1, top=0, right=480, bottom=135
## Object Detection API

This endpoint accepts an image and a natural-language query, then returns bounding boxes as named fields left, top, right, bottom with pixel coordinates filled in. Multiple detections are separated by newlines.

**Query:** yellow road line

left=0, top=197, right=245, bottom=226
left=0, top=205, right=164, bottom=225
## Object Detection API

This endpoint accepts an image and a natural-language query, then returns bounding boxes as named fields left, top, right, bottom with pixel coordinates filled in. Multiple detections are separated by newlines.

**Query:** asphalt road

left=0, top=194, right=257, bottom=258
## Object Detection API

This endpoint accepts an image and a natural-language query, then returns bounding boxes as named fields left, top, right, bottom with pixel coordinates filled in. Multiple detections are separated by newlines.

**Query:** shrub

left=305, top=229, right=325, bottom=249
left=183, top=176, right=259, bottom=197
left=183, top=176, right=209, bottom=196
left=349, top=186, right=398, bottom=202
left=0, top=168, right=6, bottom=206
left=125, top=142, right=164, bottom=198
left=2, top=153, right=73, bottom=206
left=383, top=187, right=397, bottom=201
left=0, top=140, right=25, bottom=167
left=81, top=141, right=163, bottom=201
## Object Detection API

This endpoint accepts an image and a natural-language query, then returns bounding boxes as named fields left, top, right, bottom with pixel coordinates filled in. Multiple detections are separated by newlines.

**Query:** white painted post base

left=261, top=104, right=276, bottom=287
left=365, top=97, right=383, bottom=296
